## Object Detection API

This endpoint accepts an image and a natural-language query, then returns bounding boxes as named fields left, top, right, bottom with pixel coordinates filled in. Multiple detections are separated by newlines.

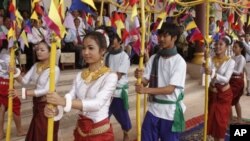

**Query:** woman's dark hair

left=0, top=39, right=8, bottom=52
left=234, top=40, right=246, bottom=57
left=97, top=26, right=120, bottom=47
left=157, top=22, right=181, bottom=43
left=221, top=34, right=233, bottom=46
left=83, top=31, right=107, bottom=50
left=38, top=41, right=51, bottom=52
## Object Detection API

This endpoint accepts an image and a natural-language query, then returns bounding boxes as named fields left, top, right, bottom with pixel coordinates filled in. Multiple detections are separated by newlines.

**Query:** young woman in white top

left=205, top=35, right=235, bottom=141
left=12, top=41, right=61, bottom=141
left=230, top=40, right=246, bottom=123
left=45, top=31, right=118, bottom=141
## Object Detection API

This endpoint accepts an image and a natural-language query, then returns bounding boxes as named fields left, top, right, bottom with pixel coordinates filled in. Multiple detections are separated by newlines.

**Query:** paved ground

left=1, top=63, right=250, bottom=141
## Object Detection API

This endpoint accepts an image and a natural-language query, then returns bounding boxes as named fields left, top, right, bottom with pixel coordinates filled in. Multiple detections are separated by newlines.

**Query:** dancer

left=206, top=35, right=235, bottom=141
left=45, top=31, right=118, bottom=141
left=134, top=23, right=186, bottom=141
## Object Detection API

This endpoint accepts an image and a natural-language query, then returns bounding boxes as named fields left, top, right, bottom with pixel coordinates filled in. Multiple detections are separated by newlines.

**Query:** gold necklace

left=36, top=62, right=50, bottom=75
left=212, top=56, right=230, bottom=69
left=81, top=66, right=110, bottom=84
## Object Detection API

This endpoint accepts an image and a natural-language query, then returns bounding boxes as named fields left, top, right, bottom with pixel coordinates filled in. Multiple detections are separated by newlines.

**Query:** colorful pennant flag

left=48, top=0, right=66, bottom=38
left=185, top=20, right=197, bottom=31
left=131, top=4, right=138, bottom=21
left=81, top=0, right=97, bottom=10
left=30, top=11, right=39, bottom=20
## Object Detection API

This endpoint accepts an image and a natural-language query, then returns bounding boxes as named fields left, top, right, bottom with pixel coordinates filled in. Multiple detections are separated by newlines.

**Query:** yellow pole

left=203, top=0, right=210, bottom=141
left=6, top=47, right=15, bottom=141
left=143, top=12, right=152, bottom=117
left=47, top=38, right=57, bottom=141
left=136, top=0, right=146, bottom=141
left=99, top=0, right=105, bottom=26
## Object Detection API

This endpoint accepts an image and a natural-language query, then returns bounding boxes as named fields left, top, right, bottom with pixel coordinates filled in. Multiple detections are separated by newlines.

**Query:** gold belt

left=210, top=84, right=230, bottom=93
left=77, top=123, right=110, bottom=137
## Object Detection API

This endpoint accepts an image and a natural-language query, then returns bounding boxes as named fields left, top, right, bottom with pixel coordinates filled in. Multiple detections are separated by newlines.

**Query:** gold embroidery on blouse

left=212, top=56, right=230, bottom=69
left=36, top=62, right=50, bottom=75
left=81, top=66, right=110, bottom=84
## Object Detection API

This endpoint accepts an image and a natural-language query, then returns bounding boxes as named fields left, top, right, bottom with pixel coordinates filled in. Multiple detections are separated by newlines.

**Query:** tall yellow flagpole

left=47, top=35, right=57, bottom=141
left=136, top=0, right=146, bottom=140
left=203, top=0, right=210, bottom=141
left=99, top=0, right=105, bottom=26
left=6, top=47, right=15, bottom=141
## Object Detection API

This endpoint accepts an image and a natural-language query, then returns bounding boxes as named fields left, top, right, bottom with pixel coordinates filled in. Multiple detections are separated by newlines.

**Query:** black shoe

left=247, top=93, right=250, bottom=96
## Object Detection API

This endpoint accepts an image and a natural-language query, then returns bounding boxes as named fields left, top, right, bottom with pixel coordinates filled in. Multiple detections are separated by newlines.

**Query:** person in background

left=241, top=33, right=250, bottom=96
left=230, top=40, right=246, bottom=124
left=104, top=27, right=132, bottom=141
left=0, top=39, right=26, bottom=140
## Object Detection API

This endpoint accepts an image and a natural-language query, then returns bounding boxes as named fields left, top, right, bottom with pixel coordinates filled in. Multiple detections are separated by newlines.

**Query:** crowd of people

left=0, top=5, right=250, bottom=141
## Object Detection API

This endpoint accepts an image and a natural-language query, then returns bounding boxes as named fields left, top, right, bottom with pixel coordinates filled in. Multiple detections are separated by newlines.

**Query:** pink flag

left=43, top=15, right=61, bottom=37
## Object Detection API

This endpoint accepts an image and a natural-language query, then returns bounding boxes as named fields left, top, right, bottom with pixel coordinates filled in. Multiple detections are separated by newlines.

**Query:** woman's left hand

left=46, top=92, right=66, bottom=106
left=135, top=83, right=146, bottom=94
left=44, top=104, right=58, bottom=118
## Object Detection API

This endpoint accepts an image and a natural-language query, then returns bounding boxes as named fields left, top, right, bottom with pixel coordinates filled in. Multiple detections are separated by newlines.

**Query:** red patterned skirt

left=229, top=73, right=244, bottom=105
left=74, top=115, right=114, bottom=141
left=25, top=96, right=59, bottom=141
left=0, top=77, right=21, bottom=116
left=207, top=83, right=233, bottom=138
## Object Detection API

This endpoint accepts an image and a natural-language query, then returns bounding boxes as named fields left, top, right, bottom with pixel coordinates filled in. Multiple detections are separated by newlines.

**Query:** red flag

left=87, top=15, right=93, bottom=26
left=122, top=29, right=129, bottom=42
left=35, top=3, right=44, bottom=15
left=231, top=23, right=241, bottom=31
left=190, top=29, right=203, bottom=42
left=129, top=0, right=139, bottom=6
left=228, top=13, right=234, bottom=23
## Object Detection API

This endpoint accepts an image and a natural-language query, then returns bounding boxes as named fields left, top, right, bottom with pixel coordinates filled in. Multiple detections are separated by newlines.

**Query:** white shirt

left=232, top=55, right=246, bottom=75
left=210, top=58, right=235, bottom=85
left=0, top=49, right=10, bottom=79
left=143, top=54, right=186, bottom=120
left=65, top=72, right=118, bottom=123
left=106, top=51, right=130, bottom=97
left=64, top=28, right=77, bottom=43
left=28, top=27, right=47, bottom=44
left=21, top=63, right=60, bottom=97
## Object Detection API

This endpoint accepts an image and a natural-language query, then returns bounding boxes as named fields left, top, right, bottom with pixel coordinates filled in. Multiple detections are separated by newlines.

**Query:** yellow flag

left=81, top=0, right=97, bottom=10
left=54, top=0, right=60, bottom=8
left=115, top=20, right=125, bottom=38
left=15, top=10, right=23, bottom=29
left=248, top=17, right=250, bottom=26
left=185, top=21, right=197, bottom=31
left=157, top=20, right=164, bottom=30
left=231, top=32, right=239, bottom=40
left=131, top=4, right=138, bottom=21
left=7, top=28, right=14, bottom=39
left=49, top=0, right=66, bottom=38
left=30, top=11, right=39, bottom=20
left=20, top=31, right=29, bottom=47
left=157, top=12, right=167, bottom=20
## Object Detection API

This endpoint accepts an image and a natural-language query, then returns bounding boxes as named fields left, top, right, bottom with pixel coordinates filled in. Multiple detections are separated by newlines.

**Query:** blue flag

left=70, top=0, right=96, bottom=16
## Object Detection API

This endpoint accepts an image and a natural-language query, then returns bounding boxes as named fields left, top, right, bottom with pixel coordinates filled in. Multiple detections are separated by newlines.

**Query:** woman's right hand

left=8, top=89, right=19, bottom=98
left=46, top=92, right=66, bottom=106
left=134, top=68, right=144, bottom=79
